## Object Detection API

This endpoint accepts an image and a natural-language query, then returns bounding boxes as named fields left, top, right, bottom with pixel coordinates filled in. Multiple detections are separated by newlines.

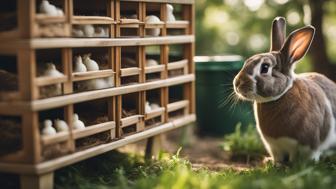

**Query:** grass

left=53, top=125, right=336, bottom=189
left=221, top=123, right=266, bottom=162
left=2, top=126, right=336, bottom=189
left=51, top=148, right=336, bottom=189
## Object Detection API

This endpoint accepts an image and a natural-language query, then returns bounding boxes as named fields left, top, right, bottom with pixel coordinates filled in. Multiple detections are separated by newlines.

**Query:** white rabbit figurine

left=42, top=120, right=57, bottom=136
left=72, top=28, right=85, bottom=37
left=166, top=4, right=176, bottom=22
left=145, top=15, right=161, bottom=36
left=83, top=54, right=99, bottom=71
left=73, top=114, right=85, bottom=130
left=39, top=0, right=64, bottom=16
left=43, top=63, right=63, bottom=77
left=233, top=17, right=336, bottom=163
left=94, top=27, right=109, bottom=38
left=54, top=119, right=68, bottom=132
left=145, top=101, right=152, bottom=113
left=150, top=103, right=160, bottom=110
left=74, top=56, right=87, bottom=73
left=146, top=59, right=159, bottom=67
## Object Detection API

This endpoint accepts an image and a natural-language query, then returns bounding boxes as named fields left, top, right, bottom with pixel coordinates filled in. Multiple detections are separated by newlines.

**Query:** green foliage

left=53, top=149, right=336, bottom=189
left=195, top=0, right=336, bottom=71
left=221, top=123, right=266, bottom=161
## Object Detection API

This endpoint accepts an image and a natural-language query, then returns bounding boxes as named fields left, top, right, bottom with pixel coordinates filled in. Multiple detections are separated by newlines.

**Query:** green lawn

left=51, top=148, right=336, bottom=189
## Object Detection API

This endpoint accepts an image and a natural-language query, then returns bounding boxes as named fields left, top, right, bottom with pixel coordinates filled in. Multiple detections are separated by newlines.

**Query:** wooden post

left=64, top=105, right=75, bottom=152
left=18, top=0, right=34, bottom=38
left=63, top=48, right=73, bottom=94
left=18, top=49, right=38, bottom=100
left=21, top=172, right=54, bottom=189
left=22, top=112, right=41, bottom=163
left=108, top=97, right=116, bottom=139
left=145, top=135, right=162, bottom=160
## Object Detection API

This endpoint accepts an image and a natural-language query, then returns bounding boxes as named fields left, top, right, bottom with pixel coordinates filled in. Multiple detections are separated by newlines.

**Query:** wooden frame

left=0, top=0, right=195, bottom=188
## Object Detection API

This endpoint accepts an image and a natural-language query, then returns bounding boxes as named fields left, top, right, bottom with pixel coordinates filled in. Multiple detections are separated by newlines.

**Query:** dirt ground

left=119, top=127, right=258, bottom=171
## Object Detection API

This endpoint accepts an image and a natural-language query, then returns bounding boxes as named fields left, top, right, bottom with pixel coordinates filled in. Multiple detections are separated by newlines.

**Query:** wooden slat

left=145, top=22, right=165, bottom=29
left=0, top=114, right=195, bottom=175
left=119, top=0, right=195, bottom=4
left=167, top=59, right=188, bottom=70
left=35, top=15, right=67, bottom=24
left=119, top=18, right=143, bottom=25
left=145, top=64, right=165, bottom=74
left=72, top=16, right=116, bottom=25
left=166, top=21, right=189, bottom=29
left=167, top=100, right=189, bottom=112
left=120, top=115, right=143, bottom=127
left=145, top=107, right=165, bottom=120
left=73, top=122, right=116, bottom=139
left=0, top=75, right=194, bottom=113
left=35, top=76, right=68, bottom=86
left=41, top=132, right=69, bottom=146
left=72, top=70, right=115, bottom=82
left=120, top=67, right=141, bottom=77
left=0, top=30, right=20, bottom=41
left=0, top=35, right=195, bottom=50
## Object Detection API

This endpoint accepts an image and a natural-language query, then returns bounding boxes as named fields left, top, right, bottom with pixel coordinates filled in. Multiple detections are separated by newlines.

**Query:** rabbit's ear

left=280, top=26, right=315, bottom=65
left=270, top=17, right=286, bottom=52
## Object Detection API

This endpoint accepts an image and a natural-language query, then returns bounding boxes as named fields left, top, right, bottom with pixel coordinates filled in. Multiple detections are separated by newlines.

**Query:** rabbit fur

left=233, top=17, right=336, bottom=163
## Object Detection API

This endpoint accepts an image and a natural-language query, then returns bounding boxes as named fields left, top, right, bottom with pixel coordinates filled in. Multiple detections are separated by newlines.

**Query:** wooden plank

left=145, top=64, right=165, bottom=74
left=73, top=122, right=116, bottom=139
left=72, top=70, right=115, bottom=81
left=35, top=76, right=68, bottom=87
left=21, top=172, right=54, bottom=189
left=0, top=114, right=196, bottom=175
left=167, top=100, right=189, bottom=112
left=167, top=59, right=188, bottom=70
left=35, top=15, right=67, bottom=24
left=119, top=0, right=195, bottom=4
left=120, top=67, right=141, bottom=77
left=145, top=107, right=165, bottom=120
left=41, top=132, right=69, bottom=146
left=0, top=36, right=195, bottom=50
left=30, top=75, right=194, bottom=111
left=166, top=21, right=189, bottom=29
left=23, top=112, right=42, bottom=163
left=72, top=16, right=116, bottom=25
left=119, top=18, right=143, bottom=25
left=63, top=48, right=73, bottom=94
left=120, top=115, right=143, bottom=127
left=18, top=0, right=34, bottom=37
left=0, top=30, right=20, bottom=41
left=145, top=22, right=165, bottom=29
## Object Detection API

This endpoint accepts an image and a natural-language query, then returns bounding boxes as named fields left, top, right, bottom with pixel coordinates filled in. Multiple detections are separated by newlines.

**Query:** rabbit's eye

left=260, top=63, right=270, bottom=74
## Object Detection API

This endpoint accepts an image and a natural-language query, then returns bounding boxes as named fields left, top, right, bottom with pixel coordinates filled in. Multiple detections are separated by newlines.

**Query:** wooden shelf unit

left=0, top=0, right=195, bottom=189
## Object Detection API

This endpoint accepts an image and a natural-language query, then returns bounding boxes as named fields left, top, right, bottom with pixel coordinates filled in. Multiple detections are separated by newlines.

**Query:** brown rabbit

left=233, top=17, right=336, bottom=163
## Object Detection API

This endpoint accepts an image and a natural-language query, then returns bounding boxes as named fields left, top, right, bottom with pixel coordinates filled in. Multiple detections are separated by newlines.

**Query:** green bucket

left=195, top=55, right=254, bottom=136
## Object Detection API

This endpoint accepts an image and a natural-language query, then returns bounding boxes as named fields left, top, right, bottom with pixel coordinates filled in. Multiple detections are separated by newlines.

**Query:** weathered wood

left=21, top=172, right=54, bottom=189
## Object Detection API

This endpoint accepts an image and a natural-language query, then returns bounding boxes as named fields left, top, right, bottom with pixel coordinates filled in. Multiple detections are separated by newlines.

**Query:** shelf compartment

left=0, top=116, right=22, bottom=158
left=0, top=1, right=17, bottom=39
left=72, top=69, right=114, bottom=82
left=74, top=97, right=115, bottom=150
left=0, top=55, right=18, bottom=101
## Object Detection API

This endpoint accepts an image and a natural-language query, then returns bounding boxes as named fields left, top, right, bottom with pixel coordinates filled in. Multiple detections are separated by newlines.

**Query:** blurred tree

left=196, top=0, right=336, bottom=80
left=308, top=0, right=336, bottom=80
